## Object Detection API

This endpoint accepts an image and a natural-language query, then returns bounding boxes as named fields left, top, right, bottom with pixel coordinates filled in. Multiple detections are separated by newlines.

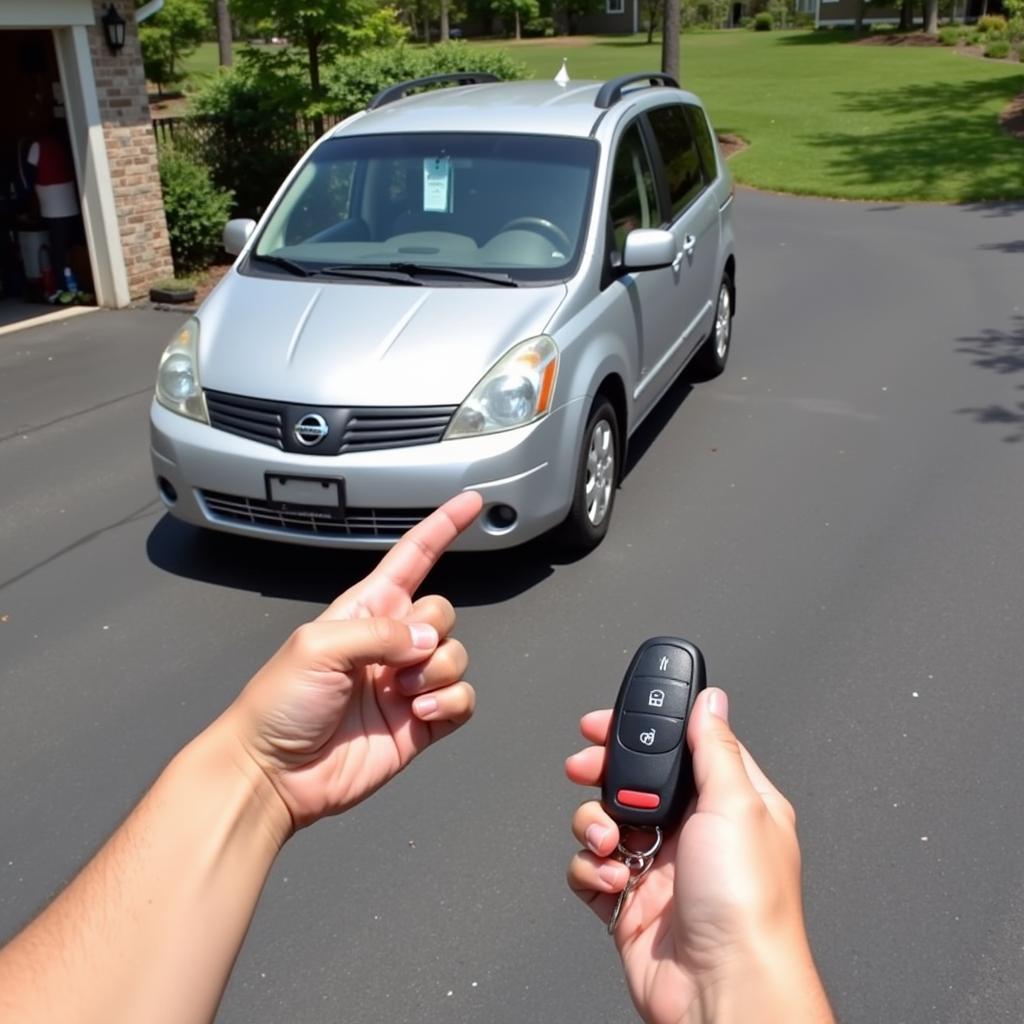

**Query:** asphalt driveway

left=1, top=189, right=1023, bottom=1023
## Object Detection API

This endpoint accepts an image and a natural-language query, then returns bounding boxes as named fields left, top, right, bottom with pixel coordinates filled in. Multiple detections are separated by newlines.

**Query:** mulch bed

left=1001, top=92, right=1024, bottom=140
left=717, top=133, right=748, bottom=160
left=853, top=31, right=942, bottom=45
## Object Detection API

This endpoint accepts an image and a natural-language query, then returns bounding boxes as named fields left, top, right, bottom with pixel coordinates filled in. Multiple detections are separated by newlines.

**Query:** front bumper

left=149, top=397, right=585, bottom=550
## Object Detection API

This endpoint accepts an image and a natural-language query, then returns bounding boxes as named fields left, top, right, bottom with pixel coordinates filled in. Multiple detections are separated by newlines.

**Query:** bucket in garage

left=17, top=229, right=50, bottom=282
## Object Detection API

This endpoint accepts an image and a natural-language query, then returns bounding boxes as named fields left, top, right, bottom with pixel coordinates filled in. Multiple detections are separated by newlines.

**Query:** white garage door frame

left=4, top=1, right=131, bottom=307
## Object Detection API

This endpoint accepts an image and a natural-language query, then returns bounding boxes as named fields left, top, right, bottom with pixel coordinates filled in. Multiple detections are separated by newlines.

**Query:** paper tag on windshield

left=423, top=157, right=452, bottom=213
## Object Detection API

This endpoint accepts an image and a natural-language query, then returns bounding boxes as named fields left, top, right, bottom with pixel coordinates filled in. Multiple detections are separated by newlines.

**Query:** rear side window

left=686, top=105, right=718, bottom=184
left=647, top=105, right=703, bottom=219
left=607, top=122, right=660, bottom=254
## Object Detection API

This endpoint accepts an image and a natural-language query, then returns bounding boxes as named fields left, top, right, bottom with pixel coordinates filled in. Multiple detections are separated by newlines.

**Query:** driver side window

left=607, top=122, right=659, bottom=257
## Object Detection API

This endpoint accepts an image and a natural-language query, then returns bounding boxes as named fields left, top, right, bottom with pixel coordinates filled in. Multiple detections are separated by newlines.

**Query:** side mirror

left=223, top=218, right=256, bottom=256
left=622, top=229, right=677, bottom=271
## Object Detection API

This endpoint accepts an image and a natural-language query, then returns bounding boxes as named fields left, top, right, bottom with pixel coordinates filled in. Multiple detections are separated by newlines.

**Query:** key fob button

left=618, top=712, right=685, bottom=754
left=625, top=677, right=689, bottom=718
left=635, top=645, right=692, bottom=682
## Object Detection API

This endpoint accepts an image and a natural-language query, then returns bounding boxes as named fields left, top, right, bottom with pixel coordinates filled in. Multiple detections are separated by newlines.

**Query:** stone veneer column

left=86, top=0, right=173, bottom=296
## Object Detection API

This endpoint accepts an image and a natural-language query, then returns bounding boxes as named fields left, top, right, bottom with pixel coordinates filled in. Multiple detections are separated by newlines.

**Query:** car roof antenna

left=554, top=58, right=570, bottom=86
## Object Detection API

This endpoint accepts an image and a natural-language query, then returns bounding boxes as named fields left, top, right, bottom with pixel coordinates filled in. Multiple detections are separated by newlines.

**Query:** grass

left=179, top=31, right=1024, bottom=202
left=482, top=30, right=1024, bottom=202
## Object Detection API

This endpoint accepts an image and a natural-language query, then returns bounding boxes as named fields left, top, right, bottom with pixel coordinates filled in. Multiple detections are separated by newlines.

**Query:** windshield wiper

left=386, top=263, right=519, bottom=287
left=317, top=264, right=423, bottom=286
left=250, top=252, right=314, bottom=277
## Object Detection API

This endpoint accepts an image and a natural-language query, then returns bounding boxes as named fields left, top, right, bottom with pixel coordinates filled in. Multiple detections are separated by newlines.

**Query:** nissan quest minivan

left=150, top=70, right=736, bottom=552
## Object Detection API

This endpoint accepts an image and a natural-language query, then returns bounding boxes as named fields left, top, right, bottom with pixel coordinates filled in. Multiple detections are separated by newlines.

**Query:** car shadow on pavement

left=622, top=370, right=695, bottom=478
left=146, top=515, right=585, bottom=608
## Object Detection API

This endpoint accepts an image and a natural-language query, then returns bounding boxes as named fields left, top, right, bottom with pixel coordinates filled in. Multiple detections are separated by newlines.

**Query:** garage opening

left=0, top=29, right=94, bottom=329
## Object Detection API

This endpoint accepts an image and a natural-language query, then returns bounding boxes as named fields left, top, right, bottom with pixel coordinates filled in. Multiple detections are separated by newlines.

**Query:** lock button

left=618, top=712, right=685, bottom=755
left=624, top=677, right=689, bottom=719
left=635, top=645, right=692, bottom=682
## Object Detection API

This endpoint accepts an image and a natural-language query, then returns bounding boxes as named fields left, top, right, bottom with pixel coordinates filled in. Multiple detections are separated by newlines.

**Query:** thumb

left=289, top=617, right=439, bottom=673
left=688, top=688, right=758, bottom=814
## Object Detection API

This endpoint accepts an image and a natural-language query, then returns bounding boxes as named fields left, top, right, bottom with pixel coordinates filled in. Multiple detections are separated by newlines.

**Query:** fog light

left=158, top=476, right=178, bottom=504
left=486, top=504, right=517, bottom=530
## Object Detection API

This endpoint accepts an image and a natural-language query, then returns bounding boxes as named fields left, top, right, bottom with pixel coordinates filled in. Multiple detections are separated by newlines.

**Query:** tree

left=230, top=0, right=391, bottom=133
left=661, top=0, right=679, bottom=80
left=924, top=0, right=937, bottom=32
left=216, top=0, right=233, bottom=65
left=139, top=0, right=211, bottom=96
left=440, top=0, right=450, bottom=38
left=493, top=0, right=539, bottom=37
left=642, top=0, right=658, bottom=43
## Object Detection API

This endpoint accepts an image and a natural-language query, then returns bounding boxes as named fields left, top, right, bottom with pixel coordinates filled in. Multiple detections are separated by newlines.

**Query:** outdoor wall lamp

left=102, top=4, right=127, bottom=53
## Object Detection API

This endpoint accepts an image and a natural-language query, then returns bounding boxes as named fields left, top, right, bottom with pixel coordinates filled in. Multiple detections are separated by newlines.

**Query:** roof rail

left=594, top=72, right=679, bottom=110
left=367, top=72, right=501, bottom=111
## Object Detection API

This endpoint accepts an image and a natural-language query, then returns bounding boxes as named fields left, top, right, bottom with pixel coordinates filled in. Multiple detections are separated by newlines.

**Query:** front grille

left=200, top=490, right=431, bottom=539
left=206, top=392, right=284, bottom=449
left=340, top=408, right=456, bottom=453
left=204, top=390, right=456, bottom=455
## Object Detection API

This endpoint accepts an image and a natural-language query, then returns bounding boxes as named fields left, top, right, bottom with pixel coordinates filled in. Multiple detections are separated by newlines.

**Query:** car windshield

left=251, top=133, right=599, bottom=284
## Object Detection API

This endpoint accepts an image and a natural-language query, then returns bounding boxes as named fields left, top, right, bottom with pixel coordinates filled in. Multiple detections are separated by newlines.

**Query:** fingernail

left=397, top=668, right=424, bottom=694
left=598, top=863, right=627, bottom=890
left=414, top=695, right=438, bottom=717
left=409, top=623, right=438, bottom=650
left=585, top=824, right=610, bottom=854
left=708, top=688, right=729, bottom=722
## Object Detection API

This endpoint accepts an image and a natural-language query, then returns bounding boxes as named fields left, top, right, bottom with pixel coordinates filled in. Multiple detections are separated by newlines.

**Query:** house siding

left=575, top=3, right=636, bottom=34
left=818, top=0, right=906, bottom=21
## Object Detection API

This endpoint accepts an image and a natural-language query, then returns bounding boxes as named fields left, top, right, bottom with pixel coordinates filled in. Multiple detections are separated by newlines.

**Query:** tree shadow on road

left=955, top=314, right=1024, bottom=443
left=803, top=75, right=1024, bottom=201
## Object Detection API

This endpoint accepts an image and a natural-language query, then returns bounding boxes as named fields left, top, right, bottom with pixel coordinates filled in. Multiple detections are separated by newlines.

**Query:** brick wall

left=87, top=0, right=173, bottom=296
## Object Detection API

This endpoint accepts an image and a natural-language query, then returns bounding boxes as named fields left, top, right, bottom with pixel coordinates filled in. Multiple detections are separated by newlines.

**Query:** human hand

left=223, top=491, right=483, bottom=833
left=566, top=689, right=833, bottom=1024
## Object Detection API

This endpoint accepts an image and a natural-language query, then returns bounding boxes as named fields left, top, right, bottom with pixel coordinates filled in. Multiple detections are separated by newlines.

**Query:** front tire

left=690, top=272, right=734, bottom=380
left=559, top=397, right=620, bottom=551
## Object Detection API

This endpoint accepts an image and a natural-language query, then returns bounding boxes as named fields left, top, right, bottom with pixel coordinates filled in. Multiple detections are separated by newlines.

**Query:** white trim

left=0, top=0, right=93, bottom=27
left=136, top=0, right=166, bottom=22
left=606, top=0, right=625, bottom=14
left=53, top=26, right=131, bottom=307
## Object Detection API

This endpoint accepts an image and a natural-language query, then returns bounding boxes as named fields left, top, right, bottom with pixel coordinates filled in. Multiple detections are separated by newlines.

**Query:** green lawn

left=180, top=32, right=1024, bottom=202
left=484, top=31, right=1024, bottom=202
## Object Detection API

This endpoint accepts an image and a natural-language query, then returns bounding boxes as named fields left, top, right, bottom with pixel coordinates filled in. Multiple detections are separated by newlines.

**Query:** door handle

left=671, top=252, right=683, bottom=272
left=682, top=234, right=697, bottom=256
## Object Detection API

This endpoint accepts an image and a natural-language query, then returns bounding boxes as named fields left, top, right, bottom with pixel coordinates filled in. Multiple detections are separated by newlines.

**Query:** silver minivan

left=150, top=70, right=736, bottom=551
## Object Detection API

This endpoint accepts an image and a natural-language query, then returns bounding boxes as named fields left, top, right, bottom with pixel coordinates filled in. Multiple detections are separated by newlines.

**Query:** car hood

left=197, top=271, right=568, bottom=407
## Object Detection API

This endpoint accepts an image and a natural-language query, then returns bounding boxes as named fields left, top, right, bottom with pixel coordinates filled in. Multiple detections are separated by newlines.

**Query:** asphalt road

left=2, top=189, right=1024, bottom=1024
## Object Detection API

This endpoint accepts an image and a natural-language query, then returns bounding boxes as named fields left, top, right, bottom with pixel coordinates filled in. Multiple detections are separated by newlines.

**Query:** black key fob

left=601, top=637, right=707, bottom=832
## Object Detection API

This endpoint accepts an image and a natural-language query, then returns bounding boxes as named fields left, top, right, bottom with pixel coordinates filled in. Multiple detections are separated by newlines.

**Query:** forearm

left=0, top=720, right=290, bottom=1024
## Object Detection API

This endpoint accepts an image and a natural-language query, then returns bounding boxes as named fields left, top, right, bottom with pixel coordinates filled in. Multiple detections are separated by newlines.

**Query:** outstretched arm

left=0, top=492, right=483, bottom=1024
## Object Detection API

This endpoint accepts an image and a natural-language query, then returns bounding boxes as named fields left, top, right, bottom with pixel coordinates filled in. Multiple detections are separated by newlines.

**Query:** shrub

left=189, top=58, right=308, bottom=218
left=158, top=151, right=234, bottom=273
left=984, top=37, right=1010, bottom=56
left=938, top=26, right=959, bottom=44
left=793, top=11, right=815, bottom=26
left=754, top=11, right=773, bottom=29
left=967, top=28, right=982, bottom=42
left=978, top=13, right=1007, bottom=32
left=325, top=43, right=528, bottom=118
left=1008, top=15, right=1024, bottom=40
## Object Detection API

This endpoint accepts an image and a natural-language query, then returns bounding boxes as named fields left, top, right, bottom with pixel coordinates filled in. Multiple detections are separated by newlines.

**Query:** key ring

left=607, top=826, right=663, bottom=935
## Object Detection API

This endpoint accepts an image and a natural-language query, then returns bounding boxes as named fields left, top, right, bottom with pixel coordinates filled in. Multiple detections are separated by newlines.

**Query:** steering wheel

left=497, top=217, right=572, bottom=253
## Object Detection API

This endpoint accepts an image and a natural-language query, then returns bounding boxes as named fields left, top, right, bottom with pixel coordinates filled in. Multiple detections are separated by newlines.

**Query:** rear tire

left=559, top=397, right=620, bottom=552
left=690, top=272, right=733, bottom=381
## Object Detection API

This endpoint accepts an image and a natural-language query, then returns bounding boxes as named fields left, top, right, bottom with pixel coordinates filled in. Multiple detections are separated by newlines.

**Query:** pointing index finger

left=370, top=491, right=483, bottom=597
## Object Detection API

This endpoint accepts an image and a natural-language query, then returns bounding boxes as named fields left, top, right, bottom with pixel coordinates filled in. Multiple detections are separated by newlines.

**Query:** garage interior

left=0, top=29, right=94, bottom=329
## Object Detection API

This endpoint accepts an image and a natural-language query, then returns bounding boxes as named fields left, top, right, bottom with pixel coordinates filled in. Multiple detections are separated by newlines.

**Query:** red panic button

left=617, top=789, right=661, bottom=810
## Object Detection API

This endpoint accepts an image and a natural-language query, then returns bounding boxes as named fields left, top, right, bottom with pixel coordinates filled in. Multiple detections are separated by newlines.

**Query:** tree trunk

left=855, top=0, right=864, bottom=31
left=646, top=3, right=656, bottom=42
left=216, top=0, right=232, bottom=66
left=898, top=0, right=912, bottom=29
left=923, top=0, right=937, bottom=32
left=440, top=0, right=450, bottom=40
left=307, top=36, right=324, bottom=137
left=661, top=0, right=679, bottom=81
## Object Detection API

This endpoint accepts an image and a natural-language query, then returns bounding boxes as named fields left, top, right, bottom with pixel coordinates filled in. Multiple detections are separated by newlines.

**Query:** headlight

left=446, top=336, right=558, bottom=439
left=155, top=317, right=208, bottom=423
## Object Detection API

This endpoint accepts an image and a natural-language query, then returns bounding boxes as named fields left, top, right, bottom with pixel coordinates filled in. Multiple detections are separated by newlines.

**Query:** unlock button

left=625, top=678, right=689, bottom=718
left=618, top=712, right=684, bottom=755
